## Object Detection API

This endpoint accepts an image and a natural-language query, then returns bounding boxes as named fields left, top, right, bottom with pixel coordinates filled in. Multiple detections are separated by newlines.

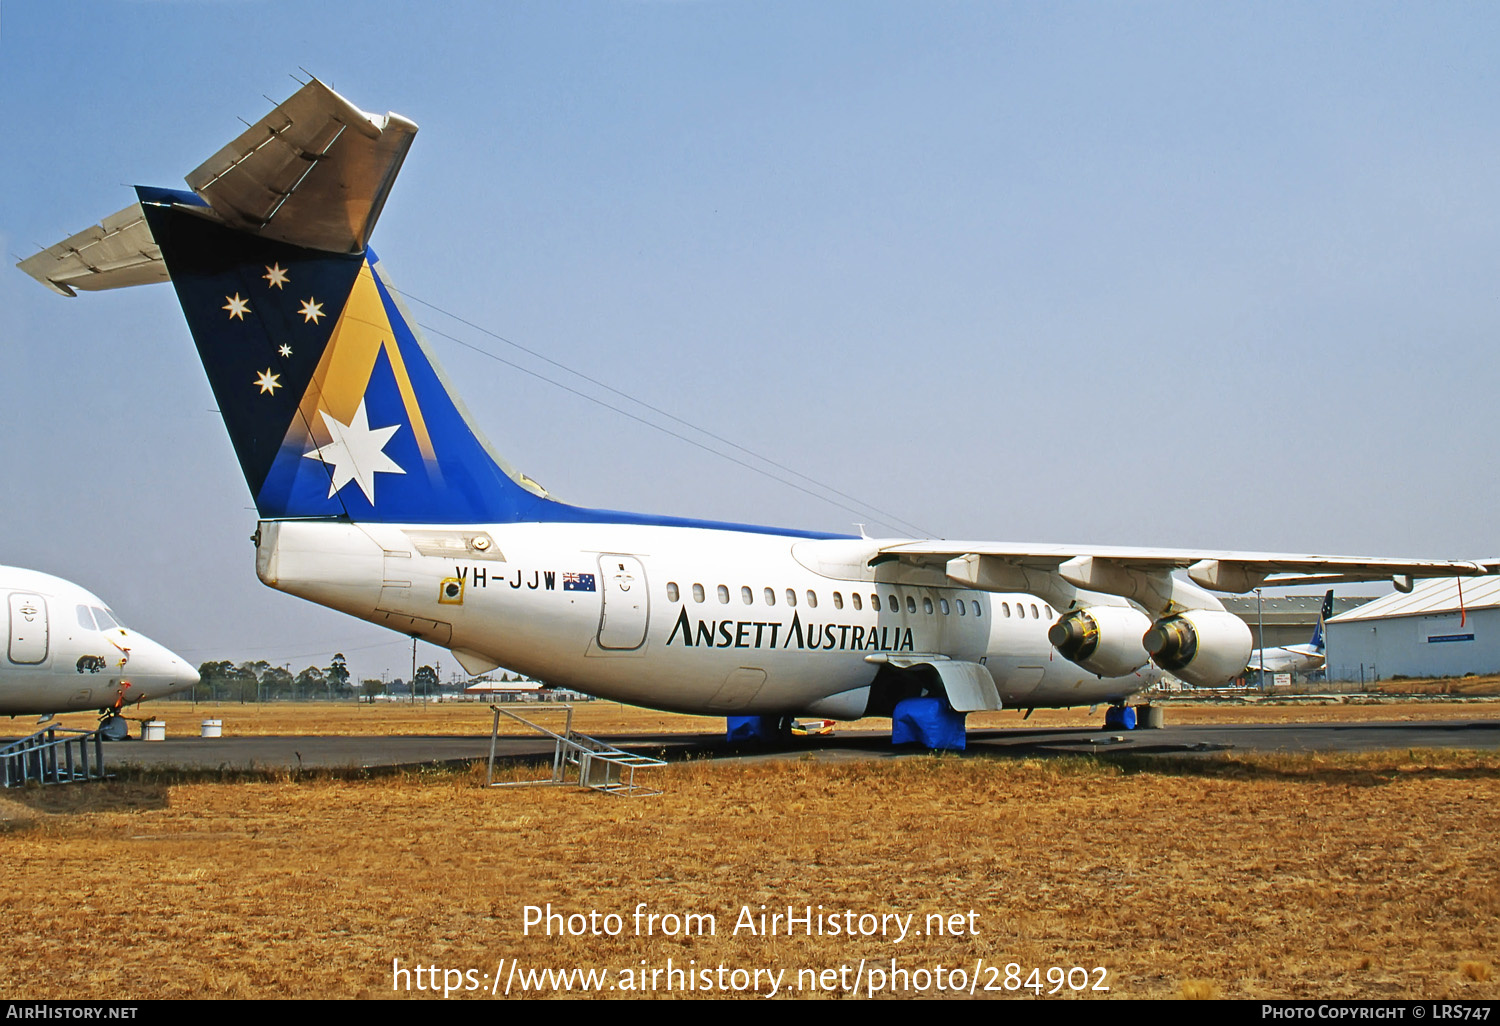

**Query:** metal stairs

left=1, top=723, right=109, bottom=787
left=485, top=704, right=665, bottom=797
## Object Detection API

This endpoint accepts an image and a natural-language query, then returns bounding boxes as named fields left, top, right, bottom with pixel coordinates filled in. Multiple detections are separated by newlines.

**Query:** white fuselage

left=0, top=566, right=199, bottom=718
left=1248, top=644, right=1325, bottom=676
left=256, top=520, right=1160, bottom=717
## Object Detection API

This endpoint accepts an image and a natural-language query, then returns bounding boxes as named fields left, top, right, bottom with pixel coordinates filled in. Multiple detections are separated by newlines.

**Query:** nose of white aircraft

left=122, top=632, right=199, bottom=699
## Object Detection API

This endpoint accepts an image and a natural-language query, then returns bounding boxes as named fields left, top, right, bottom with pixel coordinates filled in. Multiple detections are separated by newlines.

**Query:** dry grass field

left=2, top=743, right=1498, bottom=1000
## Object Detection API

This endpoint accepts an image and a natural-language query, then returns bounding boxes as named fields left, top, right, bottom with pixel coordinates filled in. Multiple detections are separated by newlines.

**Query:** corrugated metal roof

left=1220, top=595, right=1371, bottom=623
left=1329, top=575, right=1500, bottom=622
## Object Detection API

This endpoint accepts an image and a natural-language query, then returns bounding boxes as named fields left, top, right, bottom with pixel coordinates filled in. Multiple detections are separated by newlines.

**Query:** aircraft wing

left=876, top=540, right=1496, bottom=614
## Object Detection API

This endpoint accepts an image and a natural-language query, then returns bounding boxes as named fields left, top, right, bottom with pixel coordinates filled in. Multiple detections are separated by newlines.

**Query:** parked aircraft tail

left=23, top=80, right=547, bottom=523
left=135, top=77, right=567, bottom=524
left=1308, top=588, right=1334, bottom=652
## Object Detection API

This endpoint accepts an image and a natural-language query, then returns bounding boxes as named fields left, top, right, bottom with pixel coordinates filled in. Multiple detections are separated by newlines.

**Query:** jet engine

left=1047, top=605, right=1153, bottom=678
left=1141, top=610, right=1252, bottom=687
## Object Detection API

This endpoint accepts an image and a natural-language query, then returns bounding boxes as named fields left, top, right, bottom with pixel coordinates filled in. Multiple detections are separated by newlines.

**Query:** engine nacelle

left=1141, top=610, right=1252, bottom=687
left=1047, top=605, right=1153, bottom=678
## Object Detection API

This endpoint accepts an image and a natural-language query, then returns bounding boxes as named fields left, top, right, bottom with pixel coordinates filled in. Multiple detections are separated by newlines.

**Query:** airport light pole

left=1257, top=588, right=1266, bottom=692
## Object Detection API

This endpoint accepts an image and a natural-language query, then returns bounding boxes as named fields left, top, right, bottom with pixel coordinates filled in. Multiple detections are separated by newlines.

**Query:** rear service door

left=596, top=555, right=649, bottom=650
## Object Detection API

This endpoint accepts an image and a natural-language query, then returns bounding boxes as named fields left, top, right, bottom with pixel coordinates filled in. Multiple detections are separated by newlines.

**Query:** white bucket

left=141, top=720, right=166, bottom=741
left=201, top=719, right=223, bottom=738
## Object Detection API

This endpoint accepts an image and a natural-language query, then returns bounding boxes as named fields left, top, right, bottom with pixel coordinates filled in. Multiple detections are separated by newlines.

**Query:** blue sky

left=3, top=2, right=1498, bottom=680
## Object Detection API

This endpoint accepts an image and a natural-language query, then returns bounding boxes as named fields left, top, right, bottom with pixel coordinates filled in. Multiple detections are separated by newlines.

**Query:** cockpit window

left=91, top=607, right=120, bottom=630
left=76, top=605, right=97, bottom=631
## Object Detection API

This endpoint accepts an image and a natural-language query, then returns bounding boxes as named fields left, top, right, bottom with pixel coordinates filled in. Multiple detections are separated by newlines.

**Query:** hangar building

left=1219, top=594, right=1370, bottom=649
left=1325, top=577, right=1500, bottom=682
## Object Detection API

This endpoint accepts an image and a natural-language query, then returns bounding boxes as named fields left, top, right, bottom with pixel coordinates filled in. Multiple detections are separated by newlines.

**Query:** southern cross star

left=223, top=294, right=251, bottom=320
left=263, top=264, right=289, bottom=289
left=254, top=369, right=281, bottom=395
left=302, top=399, right=405, bottom=503
left=299, top=298, right=325, bottom=324
left=278, top=344, right=293, bottom=357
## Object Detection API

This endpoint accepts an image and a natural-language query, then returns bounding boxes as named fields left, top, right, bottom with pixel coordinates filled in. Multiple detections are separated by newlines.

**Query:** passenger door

left=596, top=555, right=649, bottom=650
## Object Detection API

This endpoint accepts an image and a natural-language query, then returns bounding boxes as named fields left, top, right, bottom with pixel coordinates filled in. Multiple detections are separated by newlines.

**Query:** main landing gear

left=725, top=715, right=794, bottom=746
left=727, top=701, right=971, bottom=751
left=1102, top=703, right=1164, bottom=730
left=890, top=695, right=967, bottom=751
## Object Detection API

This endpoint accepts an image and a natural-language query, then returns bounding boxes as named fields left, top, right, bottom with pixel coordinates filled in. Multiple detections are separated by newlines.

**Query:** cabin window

left=1016, top=603, right=1025, bottom=618
left=717, top=585, right=730, bottom=604
left=764, top=587, right=776, bottom=606
left=1031, top=603, right=1040, bottom=618
left=834, top=592, right=844, bottom=610
left=872, top=593, right=881, bottom=610
left=887, top=594, right=899, bottom=613
left=973, top=601, right=983, bottom=617
left=806, top=590, right=818, bottom=608
left=958, top=600, right=966, bottom=616
left=940, top=598, right=950, bottom=615
left=666, top=582, right=680, bottom=602
left=1044, top=604, right=1053, bottom=618
left=850, top=593, right=861, bottom=610
left=1002, top=602, right=1011, bottom=617
left=923, top=597, right=934, bottom=614
left=905, top=596, right=916, bottom=614
left=692, top=583, right=705, bottom=603
left=741, top=586, right=753, bottom=605
left=785, top=588, right=796, bottom=607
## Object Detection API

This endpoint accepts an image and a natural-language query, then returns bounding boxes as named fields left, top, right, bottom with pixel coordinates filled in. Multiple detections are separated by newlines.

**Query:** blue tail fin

left=138, top=188, right=557, bottom=524
left=1309, top=588, right=1334, bottom=651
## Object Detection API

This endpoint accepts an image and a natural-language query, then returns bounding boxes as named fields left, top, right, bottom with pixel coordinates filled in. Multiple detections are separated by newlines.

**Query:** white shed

left=1325, top=576, right=1500, bottom=681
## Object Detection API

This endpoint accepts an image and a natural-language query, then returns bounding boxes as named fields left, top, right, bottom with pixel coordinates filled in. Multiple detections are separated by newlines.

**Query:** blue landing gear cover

left=891, top=696, right=967, bottom=750
left=726, top=716, right=784, bottom=744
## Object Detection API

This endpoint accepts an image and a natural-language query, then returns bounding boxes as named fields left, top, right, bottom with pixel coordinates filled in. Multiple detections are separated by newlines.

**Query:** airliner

left=1247, top=590, right=1333, bottom=679
left=0, top=566, right=199, bottom=737
left=18, top=79, right=1492, bottom=746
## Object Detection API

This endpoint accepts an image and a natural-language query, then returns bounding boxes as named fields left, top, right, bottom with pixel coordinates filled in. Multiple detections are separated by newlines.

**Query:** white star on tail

left=299, top=298, right=325, bottom=324
left=223, top=293, right=251, bottom=320
left=302, top=399, right=405, bottom=504
left=263, top=264, right=289, bottom=289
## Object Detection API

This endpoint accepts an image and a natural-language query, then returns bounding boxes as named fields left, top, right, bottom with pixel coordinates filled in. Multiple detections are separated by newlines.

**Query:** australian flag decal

left=562, top=573, right=597, bottom=592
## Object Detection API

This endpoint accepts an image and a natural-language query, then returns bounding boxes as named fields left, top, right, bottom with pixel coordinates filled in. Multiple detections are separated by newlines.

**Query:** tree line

left=181, top=654, right=448, bottom=702
left=173, top=655, right=545, bottom=703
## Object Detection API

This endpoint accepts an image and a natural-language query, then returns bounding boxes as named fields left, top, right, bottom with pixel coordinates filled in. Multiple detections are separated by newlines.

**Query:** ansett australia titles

left=523, top=904, right=979, bottom=944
